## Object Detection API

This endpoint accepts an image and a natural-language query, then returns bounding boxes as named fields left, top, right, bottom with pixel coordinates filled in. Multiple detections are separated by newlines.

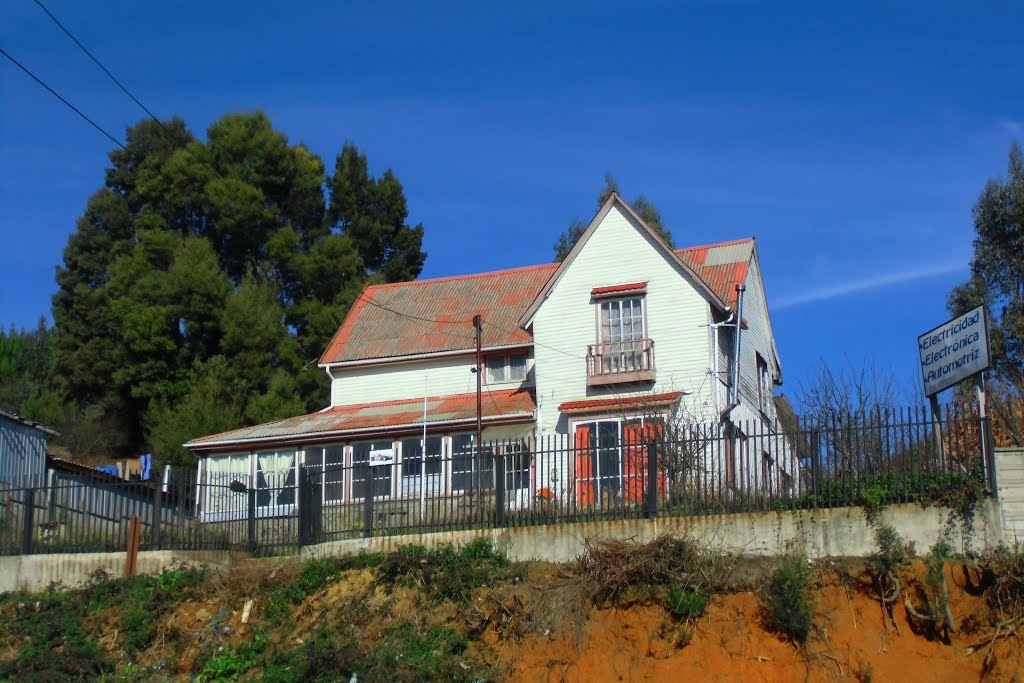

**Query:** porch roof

left=185, top=389, right=537, bottom=452
left=557, top=391, right=683, bottom=416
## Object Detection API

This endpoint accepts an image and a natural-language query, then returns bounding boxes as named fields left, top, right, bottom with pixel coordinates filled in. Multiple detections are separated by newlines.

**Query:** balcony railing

left=586, top=338, right=655, bottom=386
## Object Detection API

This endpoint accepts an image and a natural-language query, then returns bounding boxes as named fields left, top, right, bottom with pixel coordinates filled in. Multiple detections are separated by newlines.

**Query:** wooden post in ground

left=124, top=515, right=141, bottom=578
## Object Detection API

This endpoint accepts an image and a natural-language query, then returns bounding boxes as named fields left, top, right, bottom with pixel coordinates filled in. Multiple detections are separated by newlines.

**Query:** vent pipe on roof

left=731, top=284, right=747, bottom=406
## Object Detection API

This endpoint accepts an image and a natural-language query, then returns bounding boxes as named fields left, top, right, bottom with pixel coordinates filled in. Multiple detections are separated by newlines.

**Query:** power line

left=31, top=0, right=162, bottom=125
left=0, top=47, right=126, bottom=150
left=353, top=291, right=586, bottom=360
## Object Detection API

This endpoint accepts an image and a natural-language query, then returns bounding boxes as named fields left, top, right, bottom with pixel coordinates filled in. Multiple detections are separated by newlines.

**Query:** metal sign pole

left=929, top=394, right=946, bottom=468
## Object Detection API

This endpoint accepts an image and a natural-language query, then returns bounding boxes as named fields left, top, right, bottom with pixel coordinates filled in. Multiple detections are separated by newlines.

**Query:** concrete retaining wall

left=2, top=497, right=1009, bottom=594
left=995, top=447, right=1024, bottom=544
left=0, top=550, right=239, bottom=594
left=303, top=499, right=1004, bottom=564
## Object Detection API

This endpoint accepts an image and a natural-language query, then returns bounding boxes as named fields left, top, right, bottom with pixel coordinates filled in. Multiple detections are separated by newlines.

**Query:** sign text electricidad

left=917, top=306, right=989, bottom=397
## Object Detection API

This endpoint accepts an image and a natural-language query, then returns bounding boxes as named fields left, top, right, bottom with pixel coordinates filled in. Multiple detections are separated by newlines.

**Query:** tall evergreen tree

left=947, top=141, right=1024, bottom=445
left=49, top=112, right=427, bottom=463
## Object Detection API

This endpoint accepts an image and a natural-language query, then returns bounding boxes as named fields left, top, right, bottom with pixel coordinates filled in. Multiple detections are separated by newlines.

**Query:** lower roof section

left=185, top=389, right=537, bottom=453
left=557, top=391, right=683, bottom=416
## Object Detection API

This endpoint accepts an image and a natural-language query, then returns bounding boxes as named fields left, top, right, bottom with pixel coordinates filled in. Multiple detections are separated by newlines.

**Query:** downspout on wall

left=731, top=284, right=747, bottom=407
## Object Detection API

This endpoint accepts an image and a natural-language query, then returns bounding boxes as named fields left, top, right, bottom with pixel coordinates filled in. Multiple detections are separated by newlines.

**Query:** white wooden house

left=186, top=194, right=792, bottom=519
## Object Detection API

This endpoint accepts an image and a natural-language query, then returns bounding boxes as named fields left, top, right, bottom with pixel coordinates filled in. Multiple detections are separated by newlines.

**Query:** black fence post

left=22, top=488, right=35, bottom=555
left=362, top=461, right=373, bottom=539
left=493, top=453, right=506, bottom=528
left=646, top=442, right=658, bottom=519
left=151, top=483, right=163, bottom=551
left=247, top=487, right=257, bottom=553
left=809, top=429, right=821, bottom=504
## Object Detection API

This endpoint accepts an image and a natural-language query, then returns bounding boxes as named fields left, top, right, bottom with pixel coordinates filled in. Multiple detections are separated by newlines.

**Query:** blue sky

left=1, top=1, right=1021, bottom=400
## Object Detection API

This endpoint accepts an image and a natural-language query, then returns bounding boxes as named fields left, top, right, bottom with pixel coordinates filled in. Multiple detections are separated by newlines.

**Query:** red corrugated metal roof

left=676, top=239, right=753, bottom=308
left=558, top=391, right=683, bottom=415
left=319, top=238, right=753, bottom=365
left=320, top=264, right=557, bottom=364
left=187, top=389, right=536, bottom=450
left=591, top=281, right=647, bottom=296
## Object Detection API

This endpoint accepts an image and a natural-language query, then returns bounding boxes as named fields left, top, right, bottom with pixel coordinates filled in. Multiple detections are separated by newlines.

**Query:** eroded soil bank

left=0, top=536, right=1020, bottom=682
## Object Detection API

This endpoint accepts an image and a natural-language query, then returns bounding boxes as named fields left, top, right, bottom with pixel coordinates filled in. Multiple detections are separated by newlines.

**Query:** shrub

left=762, top=552, right=814, bottom=642
left=667, top=585, right=707, bottom=621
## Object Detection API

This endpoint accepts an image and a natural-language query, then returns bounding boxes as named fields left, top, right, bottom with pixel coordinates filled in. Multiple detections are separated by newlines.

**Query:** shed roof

left=186, top=389, right=536, bottom=452
left=0, top=409, right=57, bottom=436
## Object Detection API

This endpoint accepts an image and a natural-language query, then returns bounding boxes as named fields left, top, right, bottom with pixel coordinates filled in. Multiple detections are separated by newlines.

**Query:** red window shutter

left=622, top=423, right=645, bottom=503
left=574, top=425, right=594, bottom=505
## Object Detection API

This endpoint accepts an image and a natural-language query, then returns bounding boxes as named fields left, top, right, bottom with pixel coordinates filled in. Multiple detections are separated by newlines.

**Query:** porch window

left=451, top=433, right=493, bottom=493
left=400, top=436, right=443, bottom=496
left=308, top=444, right=345, bottom=504
left=255, top=450, right=297, bottom=510
left=352, top=440, right=393, bottom=499
left=204, top=452, right=250, bottom=517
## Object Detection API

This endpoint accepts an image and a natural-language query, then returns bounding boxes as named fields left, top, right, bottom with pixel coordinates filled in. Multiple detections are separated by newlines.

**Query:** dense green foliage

left=0, top=543, right=506, bottom=682
left=553, top=172, right=674, bottom=261
left=947, top=141, right=1023, bottom=444
left=2, top=112, right=426, bottom=464
left=0, top=567, right=206, bottom=680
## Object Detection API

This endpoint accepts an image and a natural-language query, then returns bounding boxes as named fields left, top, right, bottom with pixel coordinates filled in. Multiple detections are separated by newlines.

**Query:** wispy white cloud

left=774, top=262, right=966, bottom=311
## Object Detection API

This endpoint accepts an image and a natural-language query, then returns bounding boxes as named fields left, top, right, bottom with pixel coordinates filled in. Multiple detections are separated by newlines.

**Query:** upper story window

left=599, top=297, right=645, bottom=346
left=485, top=352, right=528, bottom=384
left=587, top=286, right=654, bottom=385
left=756, top=352, right=771, bottom=416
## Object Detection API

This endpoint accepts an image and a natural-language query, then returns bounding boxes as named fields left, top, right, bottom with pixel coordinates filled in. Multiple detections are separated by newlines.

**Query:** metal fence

left=0, top=407, right=994, bottom=557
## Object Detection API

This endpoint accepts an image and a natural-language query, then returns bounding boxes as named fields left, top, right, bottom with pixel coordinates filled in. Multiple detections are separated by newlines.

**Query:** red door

left=622, top=421, right=667, bottom=504
left=574, top=425, right=595, bottom=505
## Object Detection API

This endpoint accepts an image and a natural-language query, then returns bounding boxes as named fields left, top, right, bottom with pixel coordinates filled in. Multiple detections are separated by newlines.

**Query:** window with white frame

left=597, top=297, right=645, bottom=372
left=400, top=436, right=442, bottom=496
left=485, top=352, right=528, bottom=384
left=352, top=440, right=393, bottom=499
left=255, top=449, right=297, bottom=509
left=451, top=433, right=493, bottom=493
left=308, top=444, right=345, bottom=504
left=204, top=452, right=250, bottom=517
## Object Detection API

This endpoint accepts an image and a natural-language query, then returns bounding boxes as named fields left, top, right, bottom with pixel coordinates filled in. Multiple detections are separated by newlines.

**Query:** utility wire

left=31, top=0, right=163, bottom=125
left=0, top=47, right=127, bottom=150
left=353, top=291, right=586, bottom=360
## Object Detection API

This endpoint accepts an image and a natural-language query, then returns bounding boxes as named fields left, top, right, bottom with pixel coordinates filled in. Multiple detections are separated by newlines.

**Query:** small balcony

left=586, top=338, right=656, bottom=387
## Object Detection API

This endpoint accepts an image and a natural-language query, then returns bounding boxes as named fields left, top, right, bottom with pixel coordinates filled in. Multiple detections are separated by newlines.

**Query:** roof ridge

left=675, top=237, right=755, bottom=253
left=367, top=262, right=558, bottom=291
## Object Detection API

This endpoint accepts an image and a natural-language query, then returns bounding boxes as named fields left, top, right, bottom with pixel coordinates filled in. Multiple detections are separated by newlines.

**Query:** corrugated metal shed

left=187, top=389, right=536, bottom=450
left=0, top=410, right=56, bottom=488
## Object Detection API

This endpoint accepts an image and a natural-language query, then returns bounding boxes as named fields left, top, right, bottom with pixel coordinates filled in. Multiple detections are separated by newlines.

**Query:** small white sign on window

left=368, top=448, right=395, bottom=467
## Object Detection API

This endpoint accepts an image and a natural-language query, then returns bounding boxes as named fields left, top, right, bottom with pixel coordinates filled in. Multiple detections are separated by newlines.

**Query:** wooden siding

left=331, top=354, right=535, bottom=407
left=532, top=203, right=716, bottom=436
left=736, top=256, right=779, bottom=425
